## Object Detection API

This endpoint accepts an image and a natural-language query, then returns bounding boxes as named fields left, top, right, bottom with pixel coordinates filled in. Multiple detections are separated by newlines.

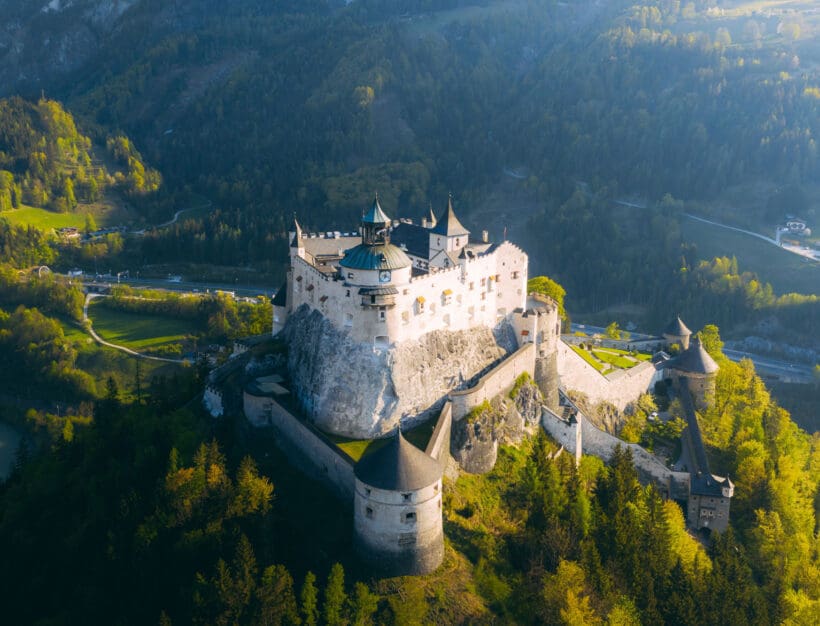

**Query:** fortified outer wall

left=556, top=340, right=661, bottom=411
left=541, top=407, right=690, bottom=500
left=244, top=390, right=355, bottom=501
left=425, top=401, right=452, bottom=470
left=449, top=343, right=536, bottom=419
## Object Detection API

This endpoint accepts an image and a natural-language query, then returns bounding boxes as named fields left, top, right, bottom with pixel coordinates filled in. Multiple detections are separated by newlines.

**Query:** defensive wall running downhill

left=449, top=342, right=536, bottom=419
left=244, top=388, right=455, bottom=504
left=541, top=405, right=691, bottom=501
left=244, top=391, right=356, bottom=501
left=556, top=340, right=661, bottom=411
left=425, top=401, right=453, bottom=469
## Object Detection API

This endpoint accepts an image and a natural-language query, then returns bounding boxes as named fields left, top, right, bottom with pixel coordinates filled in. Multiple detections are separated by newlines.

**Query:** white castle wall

left=556, top=340, right=661, bottom=411
left=541, top=408, right=690, bottom=499
left=353, top=476, right=444, bottom=575
left=243, top=390, right=355, bottom=500
left=424, top=401, right=452, bottom=468
left=287, top=241, right=527, bottom=347
left=449, top=343, right=536, bottom=419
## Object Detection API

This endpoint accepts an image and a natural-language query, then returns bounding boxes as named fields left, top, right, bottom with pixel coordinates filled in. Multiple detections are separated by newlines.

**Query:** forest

left=0, top=326, right=818, bottom=624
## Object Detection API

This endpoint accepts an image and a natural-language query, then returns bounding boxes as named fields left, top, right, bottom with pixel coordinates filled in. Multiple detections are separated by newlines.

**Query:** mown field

left=87, top=301, right=195, bottom=353
left=681, top=217, right=820, bottom=295
left=1, top=201, right=131, bottom=231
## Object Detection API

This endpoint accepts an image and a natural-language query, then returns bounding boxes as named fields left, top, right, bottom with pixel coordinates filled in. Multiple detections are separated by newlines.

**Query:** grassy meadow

left=87, top=301, right=196, bottom=353
left=681, top=216, right=819, bottom=295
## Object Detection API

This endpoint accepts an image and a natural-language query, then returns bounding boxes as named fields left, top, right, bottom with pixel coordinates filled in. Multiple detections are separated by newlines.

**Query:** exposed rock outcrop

left=451, top=378, right=543, bottom=473
left=281, top=305, right=507, bottom=439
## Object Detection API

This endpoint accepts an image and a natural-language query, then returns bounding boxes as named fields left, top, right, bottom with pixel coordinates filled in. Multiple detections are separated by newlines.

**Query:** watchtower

left=353, top=431, right=444, bottom=576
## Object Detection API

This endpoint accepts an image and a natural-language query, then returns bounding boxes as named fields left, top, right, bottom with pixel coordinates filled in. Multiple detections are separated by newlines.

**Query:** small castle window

left=402, top=493, right=412, bottom=502
left=434, top=483, right=439, bottom=493
left=379, top=309, right=386, bottom=321
left=512, top=270, right=519, bottom=279
left=348, top=272, right=354, bottom=279
left=365, top=488, right=371, bottom=496
left=469, top=282, right=474, bottom=290
left=366, top=507, right=373, bottom=519
left=403, top=512, right=416, bottom=523
left=480, top=278, right=486, bottom=287
left=346, top=290, right=350, bottom=297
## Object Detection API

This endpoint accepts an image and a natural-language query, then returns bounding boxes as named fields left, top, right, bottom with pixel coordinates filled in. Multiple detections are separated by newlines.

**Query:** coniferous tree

left=300, top=572, right=319, bottom=626
left=322, top=563, right=347, bottom=626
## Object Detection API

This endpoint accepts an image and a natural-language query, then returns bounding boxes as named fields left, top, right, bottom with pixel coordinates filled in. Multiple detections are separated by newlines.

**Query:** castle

left=274, top=194, right=530, bottom=347
left=240, top=197, right=732, bottom=575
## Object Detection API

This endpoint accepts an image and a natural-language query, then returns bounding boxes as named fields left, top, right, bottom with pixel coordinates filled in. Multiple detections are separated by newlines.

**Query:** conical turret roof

left=362, top=193, right=391, bottom=225
left=354, top=431, right=442, bottom=491
left=430, top=195, right=470, bottom=237
left=663, top=315, right=692, bottom=337
left=670, top=336, right=718, bottom=374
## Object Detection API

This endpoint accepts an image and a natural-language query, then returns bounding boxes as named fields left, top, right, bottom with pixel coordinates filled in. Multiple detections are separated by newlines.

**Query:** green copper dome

left=339, top=243, right=411, bottom=271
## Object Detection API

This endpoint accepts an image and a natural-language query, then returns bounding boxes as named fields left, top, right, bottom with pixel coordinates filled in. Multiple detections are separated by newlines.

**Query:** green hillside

left=0, top=96, right=159, bottom=220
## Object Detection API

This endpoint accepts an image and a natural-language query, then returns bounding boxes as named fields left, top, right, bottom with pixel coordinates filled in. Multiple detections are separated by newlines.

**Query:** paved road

left=83, top=293, right=187, bottom=364
left=73, top=274, right=274, bottom=299
left=614, top=199, right=819, bottom=264
left=723, top=348, right=814, bottom=383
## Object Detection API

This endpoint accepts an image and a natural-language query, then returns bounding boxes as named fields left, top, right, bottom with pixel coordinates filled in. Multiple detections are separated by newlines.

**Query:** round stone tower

left=353, top=431, right=444, bottom=576
left=663, top=315, right=692, bottom=351
left=666, top=336, right=719, bottom=411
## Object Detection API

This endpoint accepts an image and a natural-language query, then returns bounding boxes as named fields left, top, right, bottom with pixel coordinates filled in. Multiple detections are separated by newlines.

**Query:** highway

left=70, top=273, right=275, bottom=299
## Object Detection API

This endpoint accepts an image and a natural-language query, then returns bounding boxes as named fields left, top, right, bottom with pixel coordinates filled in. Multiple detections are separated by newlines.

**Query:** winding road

left=83, top=293, right=187, bottom=364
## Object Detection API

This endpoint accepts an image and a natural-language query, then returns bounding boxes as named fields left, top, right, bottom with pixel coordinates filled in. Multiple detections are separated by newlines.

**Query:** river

left=0, top=421, right=22, bottom=480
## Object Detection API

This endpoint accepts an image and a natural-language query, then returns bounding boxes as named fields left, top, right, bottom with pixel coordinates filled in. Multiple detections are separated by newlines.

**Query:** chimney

left=482, top=230, right=489, bottom=243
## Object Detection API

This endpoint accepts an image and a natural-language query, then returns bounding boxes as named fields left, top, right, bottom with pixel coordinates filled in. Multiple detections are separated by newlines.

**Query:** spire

left=430, top=194, right=470, bottom=237
left=428, top=203, right=436, bottom=228
left=291, top=217, right=303, bottom=248
left=362, top=192, right=391, bottom=225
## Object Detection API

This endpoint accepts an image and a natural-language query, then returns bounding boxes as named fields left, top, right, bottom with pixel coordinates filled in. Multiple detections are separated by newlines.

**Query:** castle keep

left=276, top=195, right=529, bottom=346
left=273, top=195, right=559, bottom=439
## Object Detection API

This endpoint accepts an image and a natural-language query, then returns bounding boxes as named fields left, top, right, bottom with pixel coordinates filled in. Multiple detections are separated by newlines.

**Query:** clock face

left=379, top=269, right=391, bottom=283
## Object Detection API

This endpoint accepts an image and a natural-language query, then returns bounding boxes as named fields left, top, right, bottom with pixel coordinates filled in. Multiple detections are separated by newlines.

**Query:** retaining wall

left=449, top=342, right=535, bottom=419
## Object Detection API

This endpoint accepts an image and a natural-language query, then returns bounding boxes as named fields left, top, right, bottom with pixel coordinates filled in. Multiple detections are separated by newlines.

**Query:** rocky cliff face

left=280, top=305, right=508, bottom=439
left=451, top=377, right=543, bottom=474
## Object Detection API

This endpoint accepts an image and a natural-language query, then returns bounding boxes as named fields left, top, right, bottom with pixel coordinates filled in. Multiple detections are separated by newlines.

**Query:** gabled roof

left=669, top=337, right=718, bottom=374
left=354, top=431, right=442, bottom=491
left=362, top=194, right=391, bottom=224
left=663, top=315, right=691, bottom=337
left=430, top=196, right=470, bottom=237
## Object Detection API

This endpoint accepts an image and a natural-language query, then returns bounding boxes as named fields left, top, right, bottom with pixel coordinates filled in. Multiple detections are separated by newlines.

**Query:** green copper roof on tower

left=362, top=193, right=391, bottom=224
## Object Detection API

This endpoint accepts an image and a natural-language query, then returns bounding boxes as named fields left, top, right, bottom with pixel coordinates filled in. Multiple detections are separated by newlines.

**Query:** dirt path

left=83, top=294, right=187, bottom=364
